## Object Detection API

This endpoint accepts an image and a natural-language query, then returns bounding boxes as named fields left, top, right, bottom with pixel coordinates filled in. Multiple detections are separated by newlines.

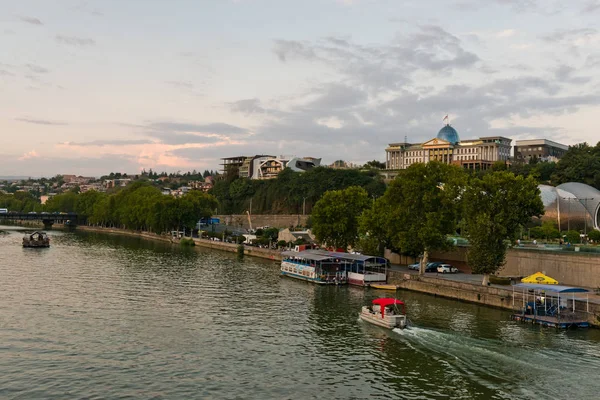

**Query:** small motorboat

left=369, top=284, right=400, bottom=291
left=359, top=298, right=407, bottom=329
left=23, top=231, right=50, bottom=248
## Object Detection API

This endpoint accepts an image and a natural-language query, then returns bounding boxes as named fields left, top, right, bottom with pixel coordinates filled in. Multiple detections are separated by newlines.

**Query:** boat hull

left=348, top=271, right=387, bottom=286
left=359, top=308, right=407, bottom=329
left=280, top=261, right=346, bottom=285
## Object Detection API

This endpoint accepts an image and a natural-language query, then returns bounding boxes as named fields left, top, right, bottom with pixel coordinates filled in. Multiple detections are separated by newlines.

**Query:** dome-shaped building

left=437, top=124, right=460, bottom=144
left=539, top=183, right=600, bottom=231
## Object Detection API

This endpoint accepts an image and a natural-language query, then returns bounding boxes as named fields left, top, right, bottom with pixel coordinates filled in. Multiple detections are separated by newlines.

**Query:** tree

left=359, top=162, right=466, bottom=274
left=364, top=160, right=386, bottom=169
left=565, top=230, right=581, bottom=244
left=463, top=172, right=544, bottom=285
left=311, top=186, right=370, bottom=250
left=587, top=229, right=600, bottom=243
left=551, top=142, right=600, bottom=189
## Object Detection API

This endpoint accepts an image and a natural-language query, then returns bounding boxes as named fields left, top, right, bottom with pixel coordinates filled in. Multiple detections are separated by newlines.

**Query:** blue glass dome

left=437, top=124, right=460, bottom=144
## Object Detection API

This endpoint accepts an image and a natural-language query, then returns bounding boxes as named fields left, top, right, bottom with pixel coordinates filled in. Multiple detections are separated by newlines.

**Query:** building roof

left=514, top=139, right=569, bottom=150
left=437, top=124, right=460, bottom=144
left=513, top=283, right=589, bottom=293
left=281, top=251, right=333, bottom=261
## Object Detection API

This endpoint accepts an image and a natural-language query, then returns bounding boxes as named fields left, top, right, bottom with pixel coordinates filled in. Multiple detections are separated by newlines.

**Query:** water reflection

left=0, top=227, right=599, bottom=400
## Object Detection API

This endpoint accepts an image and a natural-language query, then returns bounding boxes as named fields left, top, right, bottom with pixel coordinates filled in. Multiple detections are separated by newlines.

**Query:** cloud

left=62, top=139, right=155, bottom=147
left=18, top=16, right=43, bottom=25
left=581, top=1, right=600, bottom=13
left=496, top=29, right=516, bottom=38
left=273, top=25, right=480, bottom=91
left=18, top=150, right=40, bottom=161
left=15, top=117, right=67, bottom=126
left=228, top=98, right=265, bottom=114
left=542, top=28, right=598, bottom=46
left=165, top=80, right=194, bottom=89
left=25, top=64, right=49, bottom=74
left=55, top=35, right=96, bottom=46
left=146, top=122, right=248, bottom=136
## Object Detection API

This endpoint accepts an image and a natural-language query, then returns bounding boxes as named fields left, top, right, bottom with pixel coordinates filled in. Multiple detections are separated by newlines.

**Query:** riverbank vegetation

left=45, top=182, right=218, bottom=233
left=312, top=162, right=544, bottom=284
left=209, top=166, right=386, bottom=215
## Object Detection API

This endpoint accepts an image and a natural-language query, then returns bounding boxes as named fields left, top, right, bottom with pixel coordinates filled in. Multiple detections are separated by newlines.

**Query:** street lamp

left=561, top=197, right=572, bottom=232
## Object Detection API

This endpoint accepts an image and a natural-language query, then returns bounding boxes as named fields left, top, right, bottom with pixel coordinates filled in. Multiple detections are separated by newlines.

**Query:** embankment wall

left=214, top=214, right=310, bottom=229
left=388, top=271, right=600, bottom=327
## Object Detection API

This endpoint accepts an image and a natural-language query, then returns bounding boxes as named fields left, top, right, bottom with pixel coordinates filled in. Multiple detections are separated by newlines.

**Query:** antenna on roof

left=404, top=135, right=407, bottom=144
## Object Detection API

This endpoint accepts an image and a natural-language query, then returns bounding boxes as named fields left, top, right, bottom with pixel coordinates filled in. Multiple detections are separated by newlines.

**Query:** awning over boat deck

left=513, top=283, right=589, bottom=293
left=308, top=250, right=387, bottom=263
left=281, top=251, right=334, bottom=261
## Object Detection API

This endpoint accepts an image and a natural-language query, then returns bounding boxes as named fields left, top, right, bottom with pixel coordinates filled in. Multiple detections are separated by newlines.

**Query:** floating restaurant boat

left=309, top=250, right=388, bottom=287
left=359, top=298, right=407, bottom=329
left=510, top=283, right=590, bottom=328
left=281, top=250, right=347, bottom=285
left=22, top=231, right=50, bottom=248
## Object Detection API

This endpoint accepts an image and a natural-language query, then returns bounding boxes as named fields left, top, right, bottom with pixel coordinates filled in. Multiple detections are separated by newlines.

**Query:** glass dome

left=539, top=183, right=600, bottom=231
left=437, top=124, right=460, bottom=144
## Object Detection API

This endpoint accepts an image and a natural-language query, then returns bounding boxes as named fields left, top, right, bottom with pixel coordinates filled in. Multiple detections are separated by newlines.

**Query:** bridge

left=0, top=212, right=82, bottom=229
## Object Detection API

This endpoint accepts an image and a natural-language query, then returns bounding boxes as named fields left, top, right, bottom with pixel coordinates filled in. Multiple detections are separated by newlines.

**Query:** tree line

left=43, top=182, right=218, bottom=233
left=209, top=166, right=386, bottom=215
left=310, top=162, right=545, bottom=285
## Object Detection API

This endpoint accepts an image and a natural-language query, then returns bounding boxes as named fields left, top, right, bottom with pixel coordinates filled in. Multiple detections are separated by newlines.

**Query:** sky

left=2, top=0, right=600, bottom=177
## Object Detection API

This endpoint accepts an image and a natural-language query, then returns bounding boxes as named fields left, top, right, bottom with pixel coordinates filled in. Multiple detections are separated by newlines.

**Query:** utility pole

left=302, top=197, right=306, bottom=216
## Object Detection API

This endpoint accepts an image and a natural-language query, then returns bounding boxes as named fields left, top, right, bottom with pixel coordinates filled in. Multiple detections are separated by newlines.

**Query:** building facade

left=385, top=124, right=512, bottom=171
left=514, top=139, right=568, bottom=163
left=221, top=155, right=321, bottom=179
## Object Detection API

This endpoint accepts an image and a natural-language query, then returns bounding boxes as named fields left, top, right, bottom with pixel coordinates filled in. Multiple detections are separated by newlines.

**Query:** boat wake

left=391, top=325, right=600, bottom=399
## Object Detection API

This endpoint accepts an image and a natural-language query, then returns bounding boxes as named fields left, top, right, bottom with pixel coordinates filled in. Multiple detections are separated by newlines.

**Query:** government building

left=385, top=124, right=512, bottom=173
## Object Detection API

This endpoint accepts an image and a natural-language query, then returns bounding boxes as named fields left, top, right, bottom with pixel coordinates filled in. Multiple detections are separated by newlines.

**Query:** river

left=1, top=226, right=599, bottom=399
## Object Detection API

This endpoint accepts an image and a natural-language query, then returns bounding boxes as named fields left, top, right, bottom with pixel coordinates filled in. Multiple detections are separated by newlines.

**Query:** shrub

left=180, top=238, right=195, bottom=247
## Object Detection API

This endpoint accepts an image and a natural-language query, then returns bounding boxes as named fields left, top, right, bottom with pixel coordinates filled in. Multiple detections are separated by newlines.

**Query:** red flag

left=443, top=115, right=449, bottom=122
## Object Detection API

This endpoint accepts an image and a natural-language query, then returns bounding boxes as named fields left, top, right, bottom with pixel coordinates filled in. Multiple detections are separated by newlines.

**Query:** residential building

left=385, top=123, right=512, bottom=172
left=514, top=139, right=568, bottom=163
left=221, top=155, right=321, bottom=179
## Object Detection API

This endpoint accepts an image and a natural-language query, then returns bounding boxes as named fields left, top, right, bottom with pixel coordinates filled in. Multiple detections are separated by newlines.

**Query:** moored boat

left=281, top=250, right=347, bottom=285
left=359, top=298, right=407, bottom=329
left=23, top=231, right=50, bottom=248
left=309, top=250, right=388, bottom=287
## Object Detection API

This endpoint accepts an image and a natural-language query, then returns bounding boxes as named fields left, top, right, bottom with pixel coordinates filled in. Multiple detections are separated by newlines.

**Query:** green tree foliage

left=311, top=186, right=370, bottom=250
left=209, top=166, right=385, bottom=215
left=551, top=142, right=600, bottom=189
left=587, top=229, right=600, bottom=243
left=364, top=160, right=386, bottom=169
left=565, top=230, right=581, bottom=244
left=462, top=172, right=544, bottom=285
left=359, top=162, right=466, bottom=273
left=0, top=192, right=42, bottom=212
left=41, top=182, right=218, bottom=234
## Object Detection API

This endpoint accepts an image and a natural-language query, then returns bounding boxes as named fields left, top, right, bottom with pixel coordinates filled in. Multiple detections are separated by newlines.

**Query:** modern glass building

left=539, top=183, right=600, bottom=232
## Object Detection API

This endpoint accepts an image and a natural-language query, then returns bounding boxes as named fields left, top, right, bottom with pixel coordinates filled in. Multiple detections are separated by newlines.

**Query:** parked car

left=408, top=262, right=420, bottom=270
left=437, top=263, right=458, bottom=274
left=425, top=262, right=442, bottom=272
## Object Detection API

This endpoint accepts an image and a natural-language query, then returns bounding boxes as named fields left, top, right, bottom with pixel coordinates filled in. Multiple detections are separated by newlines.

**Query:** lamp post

left=302, top=197, right=306, bottom=216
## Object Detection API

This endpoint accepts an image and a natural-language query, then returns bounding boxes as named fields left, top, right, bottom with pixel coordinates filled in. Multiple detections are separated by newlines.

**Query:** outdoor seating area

left=511, top=276, right=590, bottom=328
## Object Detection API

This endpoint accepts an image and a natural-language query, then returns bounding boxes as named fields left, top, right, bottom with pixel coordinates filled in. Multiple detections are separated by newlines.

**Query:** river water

left=0, top=226, right=599, bottom=399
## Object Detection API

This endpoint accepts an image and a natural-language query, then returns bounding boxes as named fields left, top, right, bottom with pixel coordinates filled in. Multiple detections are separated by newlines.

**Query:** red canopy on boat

left=372, top=298, right=404, bottom=307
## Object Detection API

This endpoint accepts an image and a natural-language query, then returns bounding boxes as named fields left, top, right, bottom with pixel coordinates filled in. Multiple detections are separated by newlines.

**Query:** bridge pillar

left=42, top=219, right=54, bottom=230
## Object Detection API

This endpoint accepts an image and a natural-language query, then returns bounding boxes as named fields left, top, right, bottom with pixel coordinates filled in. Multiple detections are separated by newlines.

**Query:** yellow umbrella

left=520, top=272, right=558, bottom=285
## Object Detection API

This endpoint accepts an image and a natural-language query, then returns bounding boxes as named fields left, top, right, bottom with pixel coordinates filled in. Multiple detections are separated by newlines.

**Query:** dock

left=510, top=313, right=589, bottom=328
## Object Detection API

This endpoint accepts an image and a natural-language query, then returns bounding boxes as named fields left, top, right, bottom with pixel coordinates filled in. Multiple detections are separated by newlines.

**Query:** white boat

left=280, top=250, right=347, bottom=285
left=359, top=298, right=407, bottom=329
left=308, top=250, right=388, bottom=286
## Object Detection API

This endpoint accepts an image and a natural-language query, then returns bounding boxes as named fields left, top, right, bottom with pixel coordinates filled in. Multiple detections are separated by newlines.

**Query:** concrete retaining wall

left=214, top=214, right=310, bottom=229
left=388, top=270, right=600, bottom=326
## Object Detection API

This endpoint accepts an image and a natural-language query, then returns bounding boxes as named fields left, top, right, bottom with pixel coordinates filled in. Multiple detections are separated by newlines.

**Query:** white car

left=437, top=264, right=458, bottom=274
